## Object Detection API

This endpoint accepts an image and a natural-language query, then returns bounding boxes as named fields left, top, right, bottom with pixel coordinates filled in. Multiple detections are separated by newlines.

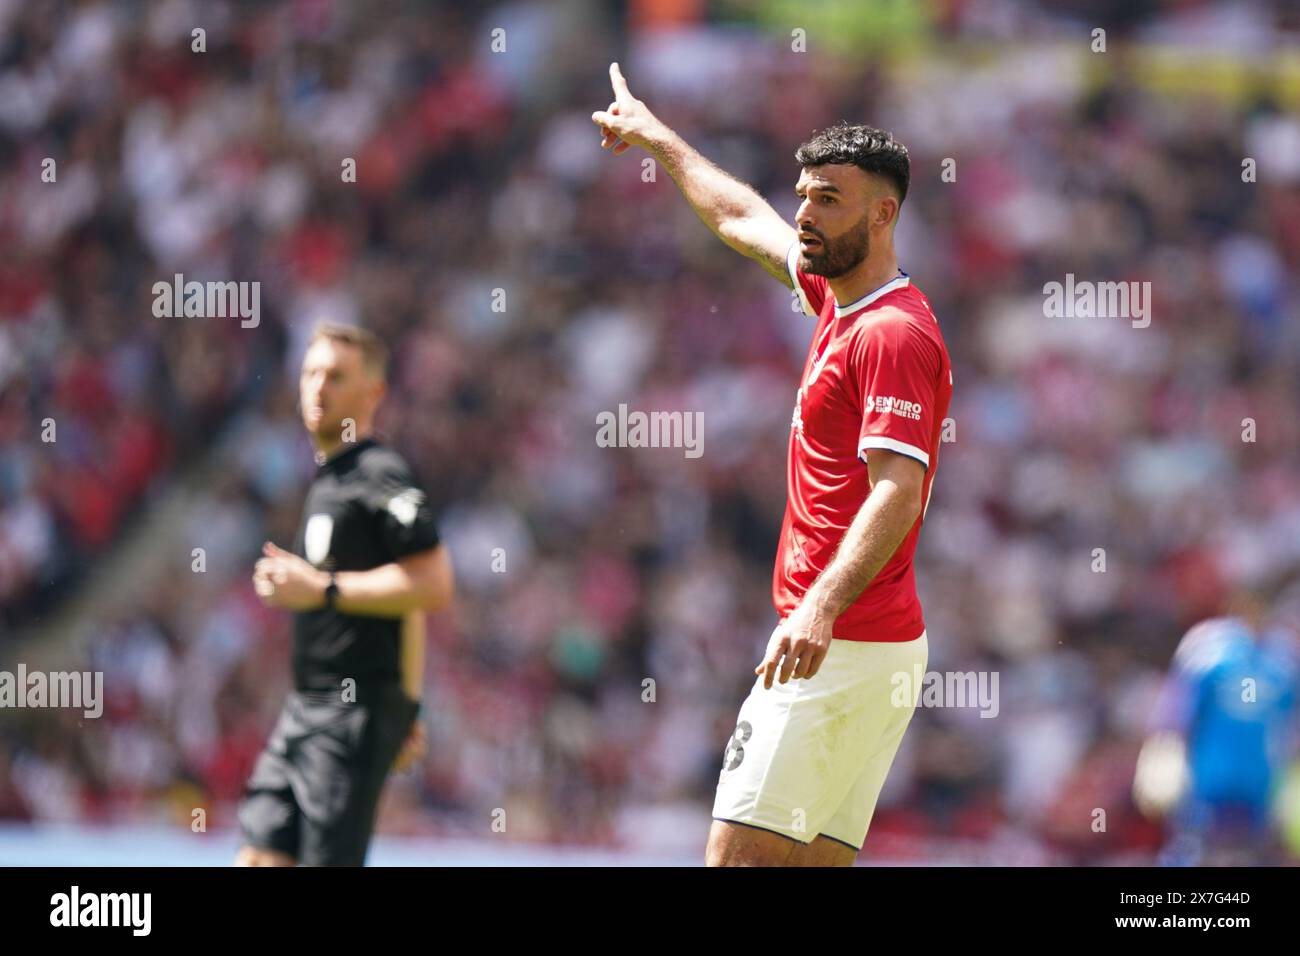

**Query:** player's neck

left=827, top=251, right=902, bottom=312
left=312, top=429, right=374, bottom=463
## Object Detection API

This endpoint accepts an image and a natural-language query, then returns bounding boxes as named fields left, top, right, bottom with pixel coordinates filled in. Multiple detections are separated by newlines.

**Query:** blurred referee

left=236, top=322, right=454, bottom=867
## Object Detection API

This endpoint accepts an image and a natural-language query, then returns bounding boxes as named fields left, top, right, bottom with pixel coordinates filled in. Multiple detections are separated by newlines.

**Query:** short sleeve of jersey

left=851, top=312, right=941, bottom=469
left=364, top=453, right=442, bottom=560
left=786, top=238, right=830, bottom=318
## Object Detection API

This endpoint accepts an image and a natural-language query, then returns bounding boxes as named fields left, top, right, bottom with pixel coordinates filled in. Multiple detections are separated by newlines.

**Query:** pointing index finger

left=609, top=61, right=631, bottom=103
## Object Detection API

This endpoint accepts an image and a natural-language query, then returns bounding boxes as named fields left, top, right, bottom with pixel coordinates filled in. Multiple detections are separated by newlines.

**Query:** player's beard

left=800, top=209, right=871, bottom=279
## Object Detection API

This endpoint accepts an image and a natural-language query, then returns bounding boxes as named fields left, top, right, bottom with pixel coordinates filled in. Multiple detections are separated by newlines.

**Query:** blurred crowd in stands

left=2, top=0, right=1299, bottom=863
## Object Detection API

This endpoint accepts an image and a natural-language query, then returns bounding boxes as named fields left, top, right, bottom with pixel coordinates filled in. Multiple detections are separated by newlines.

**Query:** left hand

left=253, top=541, right=328, bottom=611
left=755, top=597, right=834, bottom=689
left=392, top=718, right=427, bottom=773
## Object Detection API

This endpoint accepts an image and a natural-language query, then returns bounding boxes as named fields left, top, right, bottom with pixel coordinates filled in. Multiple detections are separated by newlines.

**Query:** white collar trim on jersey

left=833, top=272, right=910, bottom=319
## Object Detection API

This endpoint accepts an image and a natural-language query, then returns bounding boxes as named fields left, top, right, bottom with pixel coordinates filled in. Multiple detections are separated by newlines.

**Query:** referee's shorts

left=238, top=683, right=419, bottom=866
left=712, top=631, right=927, bottom=851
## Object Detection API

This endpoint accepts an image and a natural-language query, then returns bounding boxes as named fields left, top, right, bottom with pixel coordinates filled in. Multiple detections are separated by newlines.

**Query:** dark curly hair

left=795, top=123, right=910, bottom=204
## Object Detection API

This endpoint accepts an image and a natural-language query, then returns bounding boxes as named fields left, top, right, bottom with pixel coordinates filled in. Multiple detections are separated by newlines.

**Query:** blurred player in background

left=1134, top=587, right=1300, bottom=865
left=236, top=323, right=454, bottom=866
left=592, top=64, right=952, bottom=866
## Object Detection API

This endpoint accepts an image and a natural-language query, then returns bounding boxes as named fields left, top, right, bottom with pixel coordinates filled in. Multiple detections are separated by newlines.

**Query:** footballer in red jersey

left=594, top=64, right=952, bottom=866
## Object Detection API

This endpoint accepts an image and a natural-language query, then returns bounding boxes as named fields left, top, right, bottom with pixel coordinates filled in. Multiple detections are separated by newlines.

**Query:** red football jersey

left=777, top=241, right=953, bottom=642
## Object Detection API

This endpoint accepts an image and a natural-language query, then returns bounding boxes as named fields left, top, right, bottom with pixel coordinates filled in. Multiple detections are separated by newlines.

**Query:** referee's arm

left=332, top=545, right=453, bottom=617
left=257, top=540, right=453, bottom=618
left=256, top=445, right=453, bottom=618
left=399, top=609, right=425, bottom=703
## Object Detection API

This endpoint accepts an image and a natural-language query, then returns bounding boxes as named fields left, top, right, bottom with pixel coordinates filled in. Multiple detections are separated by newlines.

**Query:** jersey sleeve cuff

left=858, top=435, right=930, bottom=470
left=787, top=238, right=816, bottom=317
left=388, top=533, right=443, bottom=561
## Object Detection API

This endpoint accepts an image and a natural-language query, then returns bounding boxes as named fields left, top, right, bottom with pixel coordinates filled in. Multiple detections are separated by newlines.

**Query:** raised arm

left=592, top=63, right=796, bottom=286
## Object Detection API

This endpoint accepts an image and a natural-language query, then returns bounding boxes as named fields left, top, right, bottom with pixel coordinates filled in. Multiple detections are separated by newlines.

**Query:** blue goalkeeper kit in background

left=1162, top=617, right=1298, bottom=863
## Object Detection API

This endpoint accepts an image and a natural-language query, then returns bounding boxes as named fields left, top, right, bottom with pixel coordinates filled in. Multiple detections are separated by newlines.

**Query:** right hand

left=591, top=62, right=662, bottom=155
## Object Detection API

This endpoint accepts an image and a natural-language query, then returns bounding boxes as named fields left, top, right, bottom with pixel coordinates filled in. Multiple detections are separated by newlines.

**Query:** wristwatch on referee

left=323, top=571, right=339, bottom=610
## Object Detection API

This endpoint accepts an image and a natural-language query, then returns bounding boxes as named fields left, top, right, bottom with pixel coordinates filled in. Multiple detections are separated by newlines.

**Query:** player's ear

left=875, top=194, right=900, bottom=230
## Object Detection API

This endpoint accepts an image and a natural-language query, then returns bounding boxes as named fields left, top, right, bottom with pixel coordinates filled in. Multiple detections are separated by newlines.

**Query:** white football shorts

left=712, top=631, right=928, bottom=851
